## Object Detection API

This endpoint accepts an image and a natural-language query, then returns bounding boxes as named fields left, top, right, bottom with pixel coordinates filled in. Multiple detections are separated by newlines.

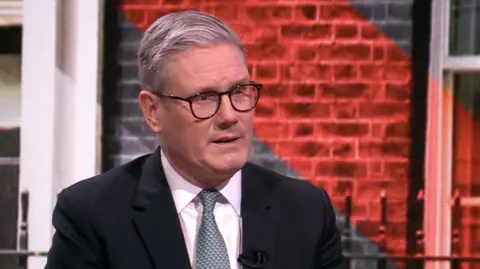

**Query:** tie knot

left=198, top=189, right=220, bottom=212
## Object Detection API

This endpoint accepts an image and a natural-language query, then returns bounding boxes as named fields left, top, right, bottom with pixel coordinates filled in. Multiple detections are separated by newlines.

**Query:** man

left=45, top=10, right=343, bottom=269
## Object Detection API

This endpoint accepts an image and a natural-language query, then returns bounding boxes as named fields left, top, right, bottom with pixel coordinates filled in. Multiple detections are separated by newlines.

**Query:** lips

left=212, top=136, right=240, bottom=143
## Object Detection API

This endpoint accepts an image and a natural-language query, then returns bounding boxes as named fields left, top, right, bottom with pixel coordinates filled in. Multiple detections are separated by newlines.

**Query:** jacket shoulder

left=245, top=162, right=330, bottom=206
left=57, top=153, right=151, bottom=208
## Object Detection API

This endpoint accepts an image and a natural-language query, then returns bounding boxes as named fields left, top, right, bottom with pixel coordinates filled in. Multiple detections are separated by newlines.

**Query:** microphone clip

left=237, top=251, right=267, bottom=268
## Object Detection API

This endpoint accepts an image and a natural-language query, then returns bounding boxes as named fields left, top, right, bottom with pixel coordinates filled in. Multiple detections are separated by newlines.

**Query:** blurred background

left=0, top=0, right=479, bottom=269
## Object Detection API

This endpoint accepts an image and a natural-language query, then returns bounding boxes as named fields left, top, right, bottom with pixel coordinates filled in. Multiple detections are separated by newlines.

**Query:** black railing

left=2, top=189, right=480, bottom=269
left=341, top=188, right=480, bottom=269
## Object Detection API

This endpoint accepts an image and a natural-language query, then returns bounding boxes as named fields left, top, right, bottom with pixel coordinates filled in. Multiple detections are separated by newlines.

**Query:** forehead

left=167, top=44, right=250, bottom=94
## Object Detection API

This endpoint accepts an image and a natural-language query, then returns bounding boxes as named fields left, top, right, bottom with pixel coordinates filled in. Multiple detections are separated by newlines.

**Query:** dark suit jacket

left=45, top=148, right=344, bottom=269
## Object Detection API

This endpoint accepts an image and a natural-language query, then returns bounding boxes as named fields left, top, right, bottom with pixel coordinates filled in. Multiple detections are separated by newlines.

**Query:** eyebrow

left=193, top=77, right=251, bottom=94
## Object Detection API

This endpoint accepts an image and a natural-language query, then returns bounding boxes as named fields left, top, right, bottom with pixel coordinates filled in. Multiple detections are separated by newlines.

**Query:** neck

left=160, top=148, right=234, bottom=189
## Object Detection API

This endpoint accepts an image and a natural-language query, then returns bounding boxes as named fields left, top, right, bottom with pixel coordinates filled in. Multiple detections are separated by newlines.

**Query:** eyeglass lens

left=191, top=85, right=259, bottom=119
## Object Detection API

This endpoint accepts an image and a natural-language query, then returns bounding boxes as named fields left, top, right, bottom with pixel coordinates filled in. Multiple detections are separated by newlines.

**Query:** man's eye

left=196, top=92, right=216, bottom=102
left=232, top=86, right=246, bottom=94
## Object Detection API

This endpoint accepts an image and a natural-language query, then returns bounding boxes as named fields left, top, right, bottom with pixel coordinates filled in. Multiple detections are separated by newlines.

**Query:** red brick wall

left=118, top=0, right=414, bottom=258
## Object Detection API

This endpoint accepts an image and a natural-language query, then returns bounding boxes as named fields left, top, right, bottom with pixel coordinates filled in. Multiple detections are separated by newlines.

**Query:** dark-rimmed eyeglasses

left=153, top=82, right=262, bottom=120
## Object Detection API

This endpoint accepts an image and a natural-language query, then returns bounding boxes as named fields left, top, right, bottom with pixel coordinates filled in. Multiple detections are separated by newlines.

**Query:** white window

left=425, top=0, right=480, bottom=268
left=0, top=1, right=22, bottom=27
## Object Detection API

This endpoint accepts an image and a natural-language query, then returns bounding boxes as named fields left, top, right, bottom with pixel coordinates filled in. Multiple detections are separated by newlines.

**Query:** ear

left=138, top=90, right=163, bottom=134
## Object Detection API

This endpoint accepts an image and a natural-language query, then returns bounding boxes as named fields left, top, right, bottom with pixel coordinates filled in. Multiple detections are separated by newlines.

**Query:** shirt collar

left=160, top=149, right=242, bottom=216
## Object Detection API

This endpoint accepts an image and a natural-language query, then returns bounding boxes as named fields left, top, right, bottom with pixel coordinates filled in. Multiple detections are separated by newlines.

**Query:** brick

left=121, top=9, right=146, bottom=28
left=145, top=8, right=185, bottom=27
left=296, top=46, right=318, bottom=61
left=386, top=44, right=409, bottom=62
left=317, top=83, right=370, bottom=99
left=384, top=161, right=409, bottom=180
left=331, top=140, right=355, bottom=158
left=332, top=179, right=355, bottom=197
left=258, top=83, right=289, bottom=99
left=122, top=0, right=160, bottom=4
left=255, top=64, right=277, bottom=80
left=315, top=161, right=368, bottom=178
left=230, top=24, right=255, bottom=43
left=253, top=122, right=289, bottom=140
left=279, top=102, right=330, bottom=119
left=117, top=82, right=141, bottom=101
left=317, top=122, right=370, bottom=137
left=331, top=43, right=371, bottom=61
left=371, top=124, right=385, bottom=138
left=334, top=24, right=358, bottom=40
left=316, top=44, right=334, bottom=60
left=119, top=62, right=140, bottom=82
left=277, top=141, right=330, bottom=158
left=254, top=26, right=280, bottom=43
left=271, top=6, right=292, bottom=20
left=289, top=158, right=314, bottom=178
left=368, top=161, right=383, bottom=178
left=373, top=45, right=385, bottom=61
left=281, top=24, right=332, bottom=40
left=118, top=42, right=139, bottom=63
left=281, top=64, right=331, bottom=81
left=244, top=6, right=292, bottom=22
left=105, top=137, right=157, bottom=155
left=385, top=121, right=410, bottom=138
left=111, top=118, right=151, bottom=137
left=386, top=82, right=411, bottom=101
left=245, top=43, right=286, bottom=61
left=355, top=220, right=379, bottom=238
left=289, top=123, right=315, bottom=138
left=211, top=5, right=239, bottom=20
left=382, top=23, right=412, bottom=42
left=352, top=3, right=387, bottom=22
left=290, top=84, right=316, bottom=99
left=333, top=64, right=358, bottom=81
left=254, top=101, right=277, bottom=117
left=359, top=140, right=410, bottom=159
left=190, top=0, right=247, bottom=4
left=247, top=64, right=254, bottom=76
left=331, top=102, right=358, bottom=119
left=162, top=0, right=184, bottom=5
left=359, top=64, right=385, bottom=81
left=361, top=24, right=382, bottom=40
left=369, top=201, right=406, bottom=224
left=359, top=101, right=410, bottom=119
left=118, top=102, right=143, bottom=118
left=387, top=3, right=412, bottom=21
left=357, top=180, right=407, bottom=200
left=294, top=5, right=318, bottom=21
left=320, top=3, right=364, bottom=21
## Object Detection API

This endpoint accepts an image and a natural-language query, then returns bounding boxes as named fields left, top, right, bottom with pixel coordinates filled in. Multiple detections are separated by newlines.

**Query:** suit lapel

left=131, top=148, right=191, bottom=269
left=241, top=164, right=278, bottom=269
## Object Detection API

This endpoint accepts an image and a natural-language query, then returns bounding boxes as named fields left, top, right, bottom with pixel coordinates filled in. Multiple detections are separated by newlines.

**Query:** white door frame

left=19, top=1, right=103, bottom=268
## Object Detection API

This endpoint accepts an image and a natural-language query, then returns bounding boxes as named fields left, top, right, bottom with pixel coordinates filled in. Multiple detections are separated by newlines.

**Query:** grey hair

left=137, top=10, right=246, bottom=95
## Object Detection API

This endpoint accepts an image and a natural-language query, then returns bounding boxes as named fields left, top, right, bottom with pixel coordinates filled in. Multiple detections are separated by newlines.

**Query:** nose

left=215, top=94, right=238, bottom=127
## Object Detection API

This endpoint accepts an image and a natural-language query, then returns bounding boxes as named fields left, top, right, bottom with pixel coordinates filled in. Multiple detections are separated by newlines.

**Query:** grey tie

left=195, top=189, right=231, bottom=269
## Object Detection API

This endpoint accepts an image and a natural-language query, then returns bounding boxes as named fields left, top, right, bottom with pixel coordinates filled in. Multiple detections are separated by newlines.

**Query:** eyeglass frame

left=152, top=82, right=263, bottom=120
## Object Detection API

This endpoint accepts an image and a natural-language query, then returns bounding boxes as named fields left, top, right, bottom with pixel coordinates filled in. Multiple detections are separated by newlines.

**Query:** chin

left=208, top=150, right=249, bottom=174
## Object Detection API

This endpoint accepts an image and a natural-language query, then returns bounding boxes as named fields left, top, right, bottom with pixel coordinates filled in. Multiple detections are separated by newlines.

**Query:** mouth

left=212, top=136, right=241, bottom=144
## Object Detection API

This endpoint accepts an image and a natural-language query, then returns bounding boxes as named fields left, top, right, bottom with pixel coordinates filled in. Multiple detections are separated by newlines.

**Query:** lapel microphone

left=237, top=251, right=266, bottom=268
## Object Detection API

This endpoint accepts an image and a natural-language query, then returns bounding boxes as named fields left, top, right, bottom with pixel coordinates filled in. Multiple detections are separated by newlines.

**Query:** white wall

left=20, top=1, right=103, bottom=268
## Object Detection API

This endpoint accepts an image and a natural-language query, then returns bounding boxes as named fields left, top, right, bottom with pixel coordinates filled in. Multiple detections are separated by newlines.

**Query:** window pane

left=449, top=0, right=480, bottom=55
left=452, top=73, right=480, bottom=256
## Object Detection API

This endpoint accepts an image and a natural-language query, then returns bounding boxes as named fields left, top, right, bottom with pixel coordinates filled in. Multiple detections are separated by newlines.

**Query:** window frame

left=425, top=0, right=480, bottom=267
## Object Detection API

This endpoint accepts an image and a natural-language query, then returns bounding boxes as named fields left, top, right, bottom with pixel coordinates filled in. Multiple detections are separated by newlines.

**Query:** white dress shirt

left=161, top=150, right=242, bottom=269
